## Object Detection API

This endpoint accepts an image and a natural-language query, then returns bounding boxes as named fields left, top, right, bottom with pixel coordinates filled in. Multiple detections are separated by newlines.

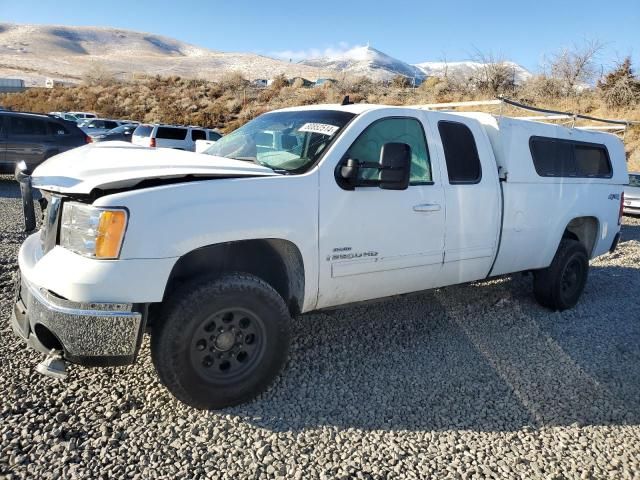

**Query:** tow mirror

left=379, top=142, right=411, bottom=190
left=340, top=158, right=359, bottom=181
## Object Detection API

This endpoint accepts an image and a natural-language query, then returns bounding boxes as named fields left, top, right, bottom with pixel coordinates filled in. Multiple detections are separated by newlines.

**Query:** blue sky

left=1, top=0, right=638, bottom=71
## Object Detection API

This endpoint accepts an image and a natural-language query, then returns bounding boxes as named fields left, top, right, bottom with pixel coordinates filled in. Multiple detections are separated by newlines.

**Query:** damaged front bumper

left=11, top=272, right=145, bottom=367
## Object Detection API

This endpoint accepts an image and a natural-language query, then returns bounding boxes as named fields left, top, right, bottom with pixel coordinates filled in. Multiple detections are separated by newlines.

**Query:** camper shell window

left=529, top=136, right=612, bottom=178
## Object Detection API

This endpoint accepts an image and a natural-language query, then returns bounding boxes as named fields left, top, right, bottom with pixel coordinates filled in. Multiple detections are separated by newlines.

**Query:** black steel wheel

left=189, top=307, right=266, bottom=381
left=152, top=273, right=290, bottom=409
left=534, top=238, right=589, bottom=311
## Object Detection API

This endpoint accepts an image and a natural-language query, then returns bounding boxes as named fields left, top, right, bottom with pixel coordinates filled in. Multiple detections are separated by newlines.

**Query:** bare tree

left=547, top=40, right=604, bottom=95
left=469, top=49, right=517, bottom=95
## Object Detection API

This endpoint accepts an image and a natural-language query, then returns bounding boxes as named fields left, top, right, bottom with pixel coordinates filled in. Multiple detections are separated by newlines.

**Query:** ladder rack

left=411, top=97, right=640, bottom=135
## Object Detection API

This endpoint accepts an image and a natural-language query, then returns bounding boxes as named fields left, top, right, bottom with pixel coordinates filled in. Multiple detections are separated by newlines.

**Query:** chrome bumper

left=11, top=273, right=144, bottom=366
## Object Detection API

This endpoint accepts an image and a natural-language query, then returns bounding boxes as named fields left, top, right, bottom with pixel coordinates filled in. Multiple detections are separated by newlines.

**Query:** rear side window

left=157, top=127, right=187, bottom=140
left=104, top=121, right=118, bottom=130
left=191, top=129, right=206, bottom=141
left=133, top=125, right=153, bottom=137
left=208, top=131, right=222, bottom=141
left=49, top=122, right=69, bottom=135
left=438, top=121, right=482, bottom=184
left=9, top=116, right=48, bottom=136
left=529, top=137, right=612, bottom=178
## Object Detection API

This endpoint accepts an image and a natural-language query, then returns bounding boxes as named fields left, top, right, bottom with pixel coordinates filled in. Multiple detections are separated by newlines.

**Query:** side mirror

left=379, top=142, right=411, bottom=190
left=340, top=158, right=359, bottom=181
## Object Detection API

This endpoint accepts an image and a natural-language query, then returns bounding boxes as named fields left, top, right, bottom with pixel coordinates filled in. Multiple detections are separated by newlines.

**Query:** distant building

left=0, top=78, right=26, bottom=93
left=45, top=78, right=71, bottom=88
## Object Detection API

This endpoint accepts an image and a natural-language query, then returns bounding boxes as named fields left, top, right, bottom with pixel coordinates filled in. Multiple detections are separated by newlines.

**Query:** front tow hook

left=35, top=349, right=69, bottom=380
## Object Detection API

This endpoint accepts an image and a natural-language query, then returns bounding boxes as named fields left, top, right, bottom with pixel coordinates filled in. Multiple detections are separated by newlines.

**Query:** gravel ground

left=1, top=175, right=639, bottom=479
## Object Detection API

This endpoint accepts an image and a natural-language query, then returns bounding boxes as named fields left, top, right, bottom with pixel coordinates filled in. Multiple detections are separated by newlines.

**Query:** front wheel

left=533, top=238, right=589, bottom=311
left=151, top=273, right=290, bottom=409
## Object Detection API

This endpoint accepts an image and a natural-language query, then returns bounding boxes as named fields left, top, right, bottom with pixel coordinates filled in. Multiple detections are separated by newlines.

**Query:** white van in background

left=132, top=124, right=221, bottom=152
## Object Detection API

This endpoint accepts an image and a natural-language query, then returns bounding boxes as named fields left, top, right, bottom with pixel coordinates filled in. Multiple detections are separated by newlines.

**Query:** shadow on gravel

left=232, top=265, right=640, bottom=433
left=0, top=177, right=21, bottom=199
left=621, top=218, right=640, bottom=242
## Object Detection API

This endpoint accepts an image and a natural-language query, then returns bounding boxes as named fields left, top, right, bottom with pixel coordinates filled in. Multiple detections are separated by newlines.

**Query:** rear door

left=5, top=115, right=49, bottom=171
left=425, top=112, right=501, bottom=284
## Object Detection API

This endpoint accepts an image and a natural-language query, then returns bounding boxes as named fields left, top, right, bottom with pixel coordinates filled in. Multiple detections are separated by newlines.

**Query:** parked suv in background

left=79, top=118, right=125, bottom=136
left=132, top=124, right=221, bottom=151
left=0, top=111, right=88, bottom=174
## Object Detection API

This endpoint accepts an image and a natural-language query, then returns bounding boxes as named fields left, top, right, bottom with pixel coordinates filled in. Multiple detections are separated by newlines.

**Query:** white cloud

left=270, top=42, right=364, bottom=61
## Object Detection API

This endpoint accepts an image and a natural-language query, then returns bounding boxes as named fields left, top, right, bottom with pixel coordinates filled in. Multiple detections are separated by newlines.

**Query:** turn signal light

left=95, top=210, right=128, bottom=258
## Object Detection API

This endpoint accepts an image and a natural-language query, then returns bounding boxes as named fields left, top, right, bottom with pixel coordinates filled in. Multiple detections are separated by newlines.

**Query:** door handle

left=413, top=203, right=441, bottom=212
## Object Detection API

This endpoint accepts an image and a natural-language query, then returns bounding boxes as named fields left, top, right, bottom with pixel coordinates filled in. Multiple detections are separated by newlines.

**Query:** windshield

left=204, top=110, right=355, bottom=172
left=629, top=174, right=640, bottom=187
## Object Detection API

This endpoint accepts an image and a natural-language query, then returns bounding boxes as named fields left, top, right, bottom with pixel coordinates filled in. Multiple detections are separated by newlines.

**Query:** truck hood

left=31, top=142, right=278, bottom=194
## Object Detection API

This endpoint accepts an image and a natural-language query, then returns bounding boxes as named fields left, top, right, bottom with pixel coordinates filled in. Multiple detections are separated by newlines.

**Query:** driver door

left=317, top=113, right=446, bottom=309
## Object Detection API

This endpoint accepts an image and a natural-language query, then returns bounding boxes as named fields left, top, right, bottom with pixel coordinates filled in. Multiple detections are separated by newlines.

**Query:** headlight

left=60, top=202, right=128, bottom=259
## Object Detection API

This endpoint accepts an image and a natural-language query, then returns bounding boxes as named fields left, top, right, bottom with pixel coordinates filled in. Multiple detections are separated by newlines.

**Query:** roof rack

left=411, top=97, right=640, bottom=136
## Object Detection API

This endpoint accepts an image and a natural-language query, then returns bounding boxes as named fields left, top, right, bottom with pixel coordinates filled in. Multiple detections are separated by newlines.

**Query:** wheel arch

left=562, top=216, right=600, bottom=258
left=161, top=238, right=305, bottom=317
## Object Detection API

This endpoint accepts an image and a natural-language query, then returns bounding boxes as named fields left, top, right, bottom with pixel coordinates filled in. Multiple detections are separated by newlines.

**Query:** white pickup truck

left=11, top=103, right=627, bottom=409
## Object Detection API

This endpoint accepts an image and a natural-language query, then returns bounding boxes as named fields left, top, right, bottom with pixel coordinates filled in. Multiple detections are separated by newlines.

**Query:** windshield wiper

left=232, top=157, right=287, bottom=174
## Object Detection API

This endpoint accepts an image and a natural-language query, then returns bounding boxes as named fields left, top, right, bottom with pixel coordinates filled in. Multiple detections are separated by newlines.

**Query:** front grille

left=40, top=193, right=62, bottom=254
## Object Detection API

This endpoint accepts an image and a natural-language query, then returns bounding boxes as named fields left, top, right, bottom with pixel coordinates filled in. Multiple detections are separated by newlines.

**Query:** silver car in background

left=624, top=172, right=640, bottom=215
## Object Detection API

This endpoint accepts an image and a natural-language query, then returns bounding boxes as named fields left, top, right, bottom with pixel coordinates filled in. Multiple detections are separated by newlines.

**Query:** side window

left=191, top=129, right=206, bottom=141
left=208, top=131, right=222, bottom=141
left=438, top=121, right=482, bottom=184
left=346, top=117, right=432, bottom=185
left=156, top=127, right=187, bottom=140
left=9, top=116, right=48, bottom=136
left=104, top=121, right=118, bottom=130
left=530, top=137, right=575, bottom=176
left=573, top=144, right=611, bottom=177
left=529, top=137, right=612, bottom=178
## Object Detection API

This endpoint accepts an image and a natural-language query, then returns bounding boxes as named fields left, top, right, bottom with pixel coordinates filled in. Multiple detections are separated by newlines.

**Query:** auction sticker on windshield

left=298, top=123, right=340, bottom=136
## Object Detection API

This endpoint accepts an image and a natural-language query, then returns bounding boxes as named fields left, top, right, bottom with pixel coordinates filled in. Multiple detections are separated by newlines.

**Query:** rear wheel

left=151, top=273, right=290, bottom=409
left=533, top=238, right=589, bottom=311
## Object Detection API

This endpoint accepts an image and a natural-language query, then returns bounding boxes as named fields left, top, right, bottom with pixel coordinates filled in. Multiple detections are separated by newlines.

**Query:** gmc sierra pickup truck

left=11, top=103, right=627, bottom=409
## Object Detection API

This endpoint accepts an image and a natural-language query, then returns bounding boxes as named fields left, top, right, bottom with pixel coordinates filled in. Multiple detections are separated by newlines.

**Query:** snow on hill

left=298, top=45, right=531, bottom=84
left=299, top=45, right=426, bottom=82
left=0, top=23, right=332, bottom=86
left=413, top=61, right=532, bottom=84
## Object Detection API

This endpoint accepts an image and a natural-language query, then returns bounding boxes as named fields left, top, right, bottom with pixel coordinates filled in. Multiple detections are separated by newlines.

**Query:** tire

left=151, top=273, right=290, bottom=409
left=533, top=238, right=589, bottom=311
